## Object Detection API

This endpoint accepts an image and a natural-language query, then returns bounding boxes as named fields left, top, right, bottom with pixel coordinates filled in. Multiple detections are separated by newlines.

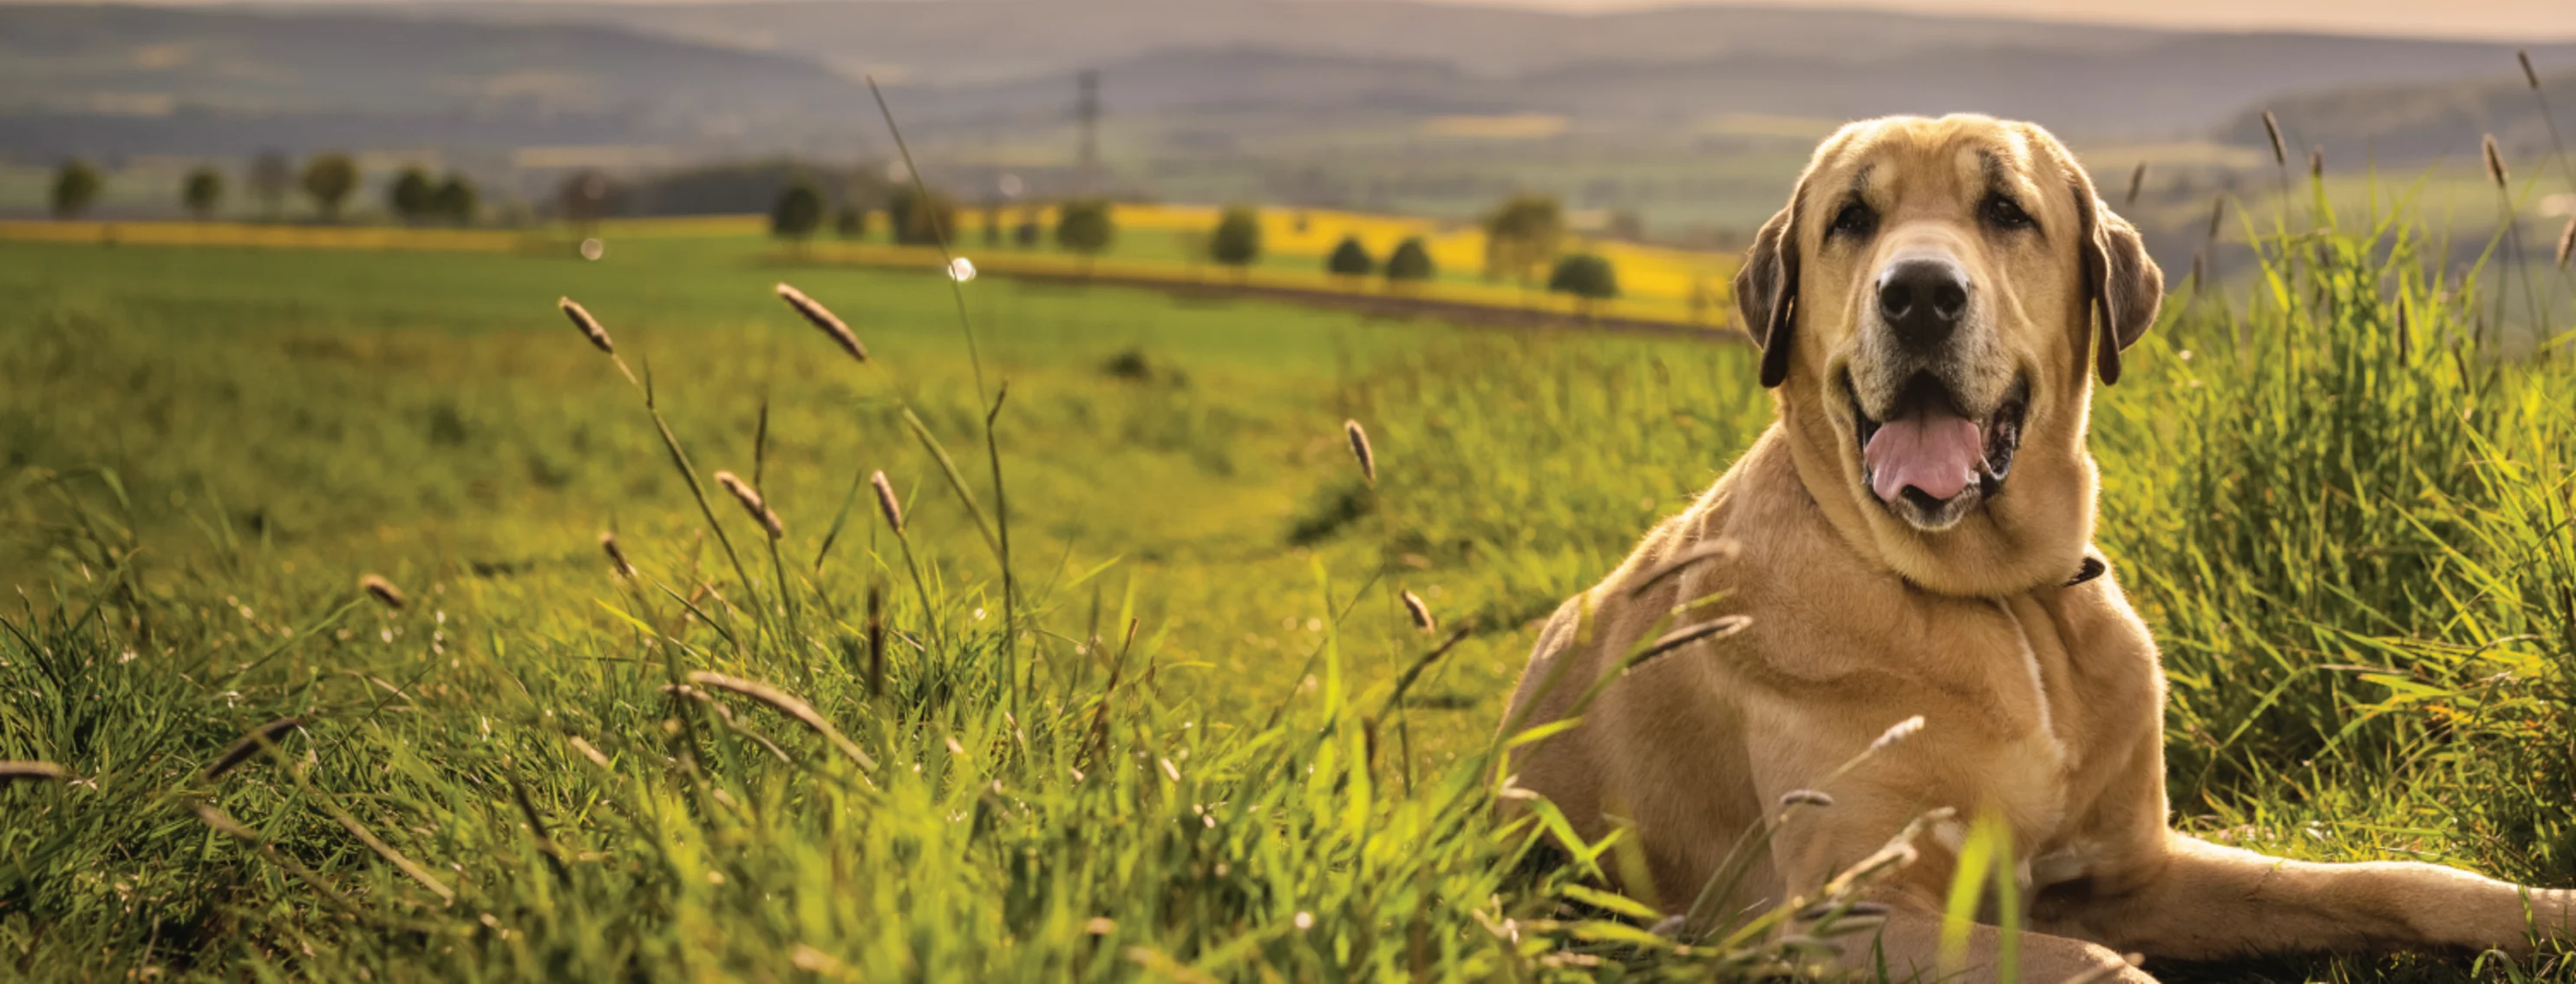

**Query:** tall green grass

left=2, top=174, right=2573, bottom=982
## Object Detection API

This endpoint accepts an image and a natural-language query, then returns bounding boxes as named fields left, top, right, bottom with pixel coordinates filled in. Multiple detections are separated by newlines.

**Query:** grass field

left=3, top=187, right=2575, bottom=981
left=0, top=205, right=1742, bottom=330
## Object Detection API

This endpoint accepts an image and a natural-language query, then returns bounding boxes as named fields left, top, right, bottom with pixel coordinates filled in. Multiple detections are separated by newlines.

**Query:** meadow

left=0, top=205, right=1742, bottom=330
left=2, top=181, right=2573, bottom=982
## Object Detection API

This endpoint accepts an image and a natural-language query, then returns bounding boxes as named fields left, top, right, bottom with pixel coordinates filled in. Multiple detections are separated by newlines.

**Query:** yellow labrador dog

left=1500, top=115, right=2569, bottom=981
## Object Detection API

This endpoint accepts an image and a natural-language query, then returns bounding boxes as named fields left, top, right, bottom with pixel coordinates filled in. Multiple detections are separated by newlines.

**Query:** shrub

left=431, top=175, right=477, bottom=226
left=886, top=186, right=957, bottom=246
left=300, top=153, right=359, bottom=222
left=1326, top=235, right=1373, bottom=277
left=1547, top=252, right=1618, bottom=311
left=834, top=205, right=870, bottom=239
left=180, top=166, right=224, bottom=220
left=389, top=167, right=435, bottom=224
left=1482, top=192, right=1563, bottom=283
left=1055, top=199, right=1115, bottom=264
left=50, top=160, right=101, bottom=220
left=1384, top=236, right=1435, bottom=282
left=771, top=182, right=825, bottom=242
left=1209, top=205, right=1262, bottom=270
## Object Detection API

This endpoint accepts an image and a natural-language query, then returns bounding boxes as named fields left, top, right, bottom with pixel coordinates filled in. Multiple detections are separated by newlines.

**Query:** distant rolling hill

left=884, top=32, right=2576, bottom=146
left=402, top=0, right=2576, bottom=146
left=2213, top=62, right=2576, bottom=167
left=409, top=0, right=2187, bottom=86
left=3, top=1, right=2573, bottom=186
left=0, top=3, right=875, bottom=156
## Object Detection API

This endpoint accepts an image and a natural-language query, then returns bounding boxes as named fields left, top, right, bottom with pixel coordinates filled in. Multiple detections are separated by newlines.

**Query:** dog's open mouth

left=1850, top=374, right=2027, bottom=518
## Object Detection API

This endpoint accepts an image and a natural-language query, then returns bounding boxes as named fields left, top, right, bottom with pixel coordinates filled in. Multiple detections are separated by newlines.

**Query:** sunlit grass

left=2, top=170, right=2573, bottom=981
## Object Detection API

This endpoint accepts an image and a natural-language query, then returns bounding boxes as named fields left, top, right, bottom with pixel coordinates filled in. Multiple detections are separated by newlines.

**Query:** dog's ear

left=1736, top=187, right=1804, bottom=389
left=2075, top=194, right=2163, bottom=386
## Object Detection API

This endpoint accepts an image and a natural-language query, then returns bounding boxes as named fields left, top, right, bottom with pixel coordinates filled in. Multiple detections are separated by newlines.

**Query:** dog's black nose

left=1876, top=259, right=1970, bottom=348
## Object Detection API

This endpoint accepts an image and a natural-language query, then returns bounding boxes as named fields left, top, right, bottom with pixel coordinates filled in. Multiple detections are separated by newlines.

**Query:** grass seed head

left=685, top=671, right=875, bottom=770
left=2483, top=134, right=2508, bottom=189
left=1867, top=714, right=1925, bottom=753
left=714, top=470, right=783, bottom=540
left=2556, top=216, right=2574, bottom=271
left=191, top=801, right=261, bottom=842
left=2521, top=49, right=2541, bottom=90
left=2122, top=161, right=2145, bottom=207
left=1628, top=537, right=1741, bottom=599
left=1795, top=900, right=1890, bottom=922
left=204, top=717, right=304, bottom=780
left=1633, top=614, right=1749, bottom=666
left=0, top=761, right=67, bottom=784
left=1779, top=789, right=1834, bottom=810
left=2259, top=111, right=2286, bottom=167
left=358, top=574, right=405, bottom=610
left=567, top=735, right=611, bottom=769
left=870, top=470, right=904, bottom=533
left=599, top=530, right=636, bottom=578
left=1343, top=419, right=1376, bottom=485
left=1400, top=589, right=1435, bottom=633
left=558, top=297, right=615, bottom=355
left=775, top=282, right=868, bottom=363
left=2308, top=146, right=2324, bottom=181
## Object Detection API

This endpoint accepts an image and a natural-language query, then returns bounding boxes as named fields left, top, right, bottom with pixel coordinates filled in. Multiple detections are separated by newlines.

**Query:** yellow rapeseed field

left=2, top=205, right=1739, bottom=328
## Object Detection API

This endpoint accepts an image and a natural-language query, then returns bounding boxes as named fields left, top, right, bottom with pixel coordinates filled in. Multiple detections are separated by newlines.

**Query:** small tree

left=1014, top=208, right=1043, bottom=248
left=432, top=174, right=477, bottom=226
left=1482, top=192, right=1564, bottom=285
left=1384, top=236, right=1435, bottom=285
left=886, top=186, right=957, bottom=246
left=181, top=165, right=226, bottom=220
left=1548, top=252, right=1618, bottom=317
left=982, top=205, right=1004, bottom=246
left=300, top=153, right=359, bottom=222
left=1326, top=235, right=1373, bottom=277
left=389, top=167, right=435, bottom=224
left=1055, top=198, right=1115, bottom=271
left=50, top=160, right=102, bottom=220
left=249, top=151, right=294, bottom=220
left=1209, top=205, right=1262, bottom=279
left=834, top=204, right=870, bottom=239
left=771, top=181, right=825, bottom=245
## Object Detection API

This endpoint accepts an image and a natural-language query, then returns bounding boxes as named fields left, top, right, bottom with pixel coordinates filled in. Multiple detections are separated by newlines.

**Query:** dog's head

left=1736, top=115, right=2161, bottom=594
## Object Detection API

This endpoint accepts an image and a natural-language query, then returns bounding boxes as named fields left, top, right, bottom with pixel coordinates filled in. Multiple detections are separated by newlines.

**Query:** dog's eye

left=1982, top=194, right=2035, bottom=231
left=1828, top=202, right=1877, bottom=239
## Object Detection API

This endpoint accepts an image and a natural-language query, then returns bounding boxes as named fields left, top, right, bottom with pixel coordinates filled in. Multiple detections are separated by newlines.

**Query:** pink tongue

left=1863, top=412, right=1984, bottom=503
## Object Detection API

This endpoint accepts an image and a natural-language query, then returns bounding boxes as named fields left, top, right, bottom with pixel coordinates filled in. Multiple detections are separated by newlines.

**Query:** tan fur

left=1500, top=115, right=2572, bottom=982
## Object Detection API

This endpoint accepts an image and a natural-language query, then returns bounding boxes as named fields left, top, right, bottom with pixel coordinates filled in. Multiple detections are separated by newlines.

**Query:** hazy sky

left=1419, top=0, right=2576, bottom=40
left=45, top=0, right=2576, bottom=43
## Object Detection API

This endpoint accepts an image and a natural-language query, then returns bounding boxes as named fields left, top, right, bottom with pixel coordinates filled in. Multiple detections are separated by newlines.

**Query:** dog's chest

left=1971, top=589, right=2159, bottom=873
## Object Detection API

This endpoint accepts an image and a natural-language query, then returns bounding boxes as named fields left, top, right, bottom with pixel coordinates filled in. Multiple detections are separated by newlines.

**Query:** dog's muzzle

left=1847, top=257, right=2027, bottom=529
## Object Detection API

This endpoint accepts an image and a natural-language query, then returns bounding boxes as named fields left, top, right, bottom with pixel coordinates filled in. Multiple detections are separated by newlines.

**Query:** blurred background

left=6, top=0, right=2573, bottom=287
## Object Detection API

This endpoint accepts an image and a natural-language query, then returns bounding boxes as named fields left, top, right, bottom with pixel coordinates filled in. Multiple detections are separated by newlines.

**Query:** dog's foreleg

left=2074, top=834, right=2575, bottom=959
left=1852, top=911, right=2152, bottom=984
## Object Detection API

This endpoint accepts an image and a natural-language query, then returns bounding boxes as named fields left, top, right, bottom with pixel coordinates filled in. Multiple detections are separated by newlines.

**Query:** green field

left=3, top=207, right=2575, bottom=981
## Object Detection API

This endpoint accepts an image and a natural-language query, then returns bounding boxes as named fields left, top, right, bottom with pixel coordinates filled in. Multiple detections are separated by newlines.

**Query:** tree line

left=45, top=152, right=478, bottom=225
left=766, top=181, right=1616, bottom=304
